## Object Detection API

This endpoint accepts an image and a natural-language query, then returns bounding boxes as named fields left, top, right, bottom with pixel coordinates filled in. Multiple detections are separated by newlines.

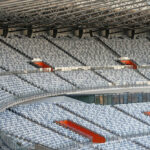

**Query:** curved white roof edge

left=1, top=85, right=150, bottom=112
left=67, top=86, right=150, bottom=95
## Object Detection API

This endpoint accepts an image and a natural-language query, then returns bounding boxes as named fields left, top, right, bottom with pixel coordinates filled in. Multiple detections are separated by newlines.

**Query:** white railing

left=0, top=82, right=150, bottom=112
left=1, top=65, right=150, bottom=76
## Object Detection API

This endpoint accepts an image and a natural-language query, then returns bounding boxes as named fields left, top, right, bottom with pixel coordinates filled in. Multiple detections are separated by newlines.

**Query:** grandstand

left=0, top=0, right=150, bottom=149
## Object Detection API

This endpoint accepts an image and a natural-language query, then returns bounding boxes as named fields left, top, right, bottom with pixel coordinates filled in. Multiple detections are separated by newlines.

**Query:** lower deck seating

left=0, top=139, right=10, bottom=150
left=11, top=102, right=116, bottom=142
left=115, top=102, right=150, bottom=125
left=77, top=145, right=95, bottom=150
left=132, top=135, right=150, bottom=148
left=1, top=100, right=150, bottom=149
left=0, top=111, right=75, bottom=149
left=59, top=102, right=150, bottom=137
left=0, top=134, right=33, bottom=150
left=93, top=139, right=146, bottom=150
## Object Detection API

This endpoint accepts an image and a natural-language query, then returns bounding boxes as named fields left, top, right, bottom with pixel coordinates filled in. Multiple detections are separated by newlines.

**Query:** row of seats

left=52, top=37, right=118, bottom=66
left=4, top=36, right=150, bottom=70
left=3, top=36, right=81, bottom=67
left=0, top=89, right=15, bottom=109
left=0, top=138, right=10, bottom=150
left=59, top=102, right=150, bottom=137
left=96, top=69, right=148, bottom=85
left=0, top=133, right=34, bottom=150
left=0, top=36, right=150, bottom=111
left=139, top=68, right=150, bottom=79
left=115, top=102, right=150, bottom=126
left=103, top=38, right=150, bottom=65
left=0, top=68, right=149, bottom=107
left=0, top=40, right=35, bottom=71
left=21, top=72, right=76, bottom=93
left=0, top=37, right=149, bottom=88
left=93, top=139, right=146, bottom=150
left=131, top=135, right=150, bottom=148
left=2, top=100, right=150, bottom=149
left=0, top=75, right=42, bottom=97
left=0, top=110, right=76, bottom=150
left=58, top=70, right=109, bottom=89
left=11, top=102, right=117, bottom=142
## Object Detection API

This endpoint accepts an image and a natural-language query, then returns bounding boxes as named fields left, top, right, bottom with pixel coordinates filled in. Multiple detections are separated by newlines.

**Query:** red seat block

left=56, top=120, right=106, bottom=143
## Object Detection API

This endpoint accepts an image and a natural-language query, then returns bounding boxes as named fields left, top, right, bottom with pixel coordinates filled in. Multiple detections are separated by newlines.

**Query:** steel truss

left=0, top=0, right=150, bottom=30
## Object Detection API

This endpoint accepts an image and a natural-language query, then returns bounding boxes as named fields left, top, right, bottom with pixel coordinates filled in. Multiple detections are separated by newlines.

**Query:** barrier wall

left=96, top=92, right=150, bottom=105
left=71, top=92, right=150, bottom=105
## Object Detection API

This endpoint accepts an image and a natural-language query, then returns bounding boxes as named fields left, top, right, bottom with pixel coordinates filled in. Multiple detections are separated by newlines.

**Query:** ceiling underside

left=0, top=0, right=150, bottom=30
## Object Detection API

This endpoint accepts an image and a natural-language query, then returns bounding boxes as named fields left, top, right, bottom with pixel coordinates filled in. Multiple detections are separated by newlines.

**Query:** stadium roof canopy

left=0, top=0, right=150, bottom=30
